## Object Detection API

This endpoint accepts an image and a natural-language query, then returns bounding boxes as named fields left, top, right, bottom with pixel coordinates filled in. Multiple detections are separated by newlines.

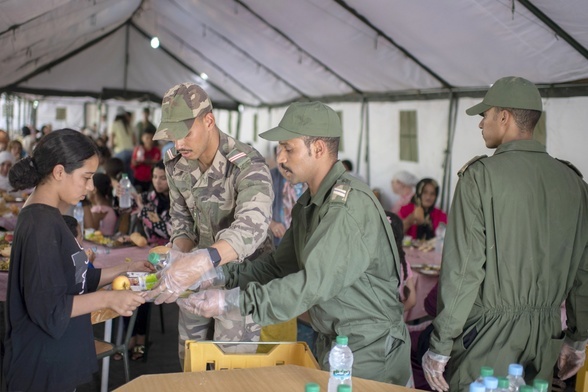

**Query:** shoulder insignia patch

left=166, top=148, right=176, bottom=161
left=331, top=183, right=351, bottom=204
left=556, top=158, right=583, bottom=178
left=163, top=147, right=180, bottom=164
left=458, top=155, right=487, bottom=176
left=226, top=148, right=251, bottom=168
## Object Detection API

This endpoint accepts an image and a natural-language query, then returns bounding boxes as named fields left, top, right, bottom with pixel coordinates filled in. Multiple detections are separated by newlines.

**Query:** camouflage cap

left=154, top=82, right=213, bottom=141
left=466, top=76, right=542, bottom=116
left=259, top=101, right=342, bottom=141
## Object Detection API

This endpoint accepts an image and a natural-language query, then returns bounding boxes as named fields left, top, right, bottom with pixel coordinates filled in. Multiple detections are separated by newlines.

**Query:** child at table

left=386, top=211, right=416, bottom=312
left=86, top=172, right=118, bottom=236
left=2, top=129, right=152, bottom=392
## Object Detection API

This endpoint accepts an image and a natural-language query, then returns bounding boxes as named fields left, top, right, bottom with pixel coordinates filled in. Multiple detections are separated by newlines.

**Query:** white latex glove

left=190, top=266, right=226, bottom=291
left=145, top=248, right=218, bottom=304
left=176, top=287, right=241, bottom=320
left=422, top=349, right=450, bottom=392
left=558, top=338, right=587, bottom=380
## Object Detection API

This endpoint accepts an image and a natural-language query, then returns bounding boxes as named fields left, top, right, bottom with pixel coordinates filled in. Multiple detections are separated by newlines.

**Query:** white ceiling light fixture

left=150, top=37, right=160, bottom=49
left=200, top=72, right=208, bottom=80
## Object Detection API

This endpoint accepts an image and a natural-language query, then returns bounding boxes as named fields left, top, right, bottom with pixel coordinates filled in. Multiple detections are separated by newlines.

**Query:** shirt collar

left=298, top=160, right=346, bottom=207
left=494, top=139, right=546, bottom=156
left=178, top=130, right=230, bottom=179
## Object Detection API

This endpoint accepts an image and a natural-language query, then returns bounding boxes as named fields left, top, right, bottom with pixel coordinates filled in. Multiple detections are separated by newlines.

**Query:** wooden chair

left=91, top=308, right=138, bottom=390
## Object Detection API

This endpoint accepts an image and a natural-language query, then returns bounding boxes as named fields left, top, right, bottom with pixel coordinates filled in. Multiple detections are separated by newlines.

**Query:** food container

left=126, top=272, right=158, bottom=291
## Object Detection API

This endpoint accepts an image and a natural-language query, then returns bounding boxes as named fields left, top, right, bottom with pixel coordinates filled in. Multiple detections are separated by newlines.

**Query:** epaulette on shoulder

left=556, top=158, right=583, bottom=178
left=458, top=155, right=487, bottom=176
left=331, top=179, right=352, bottom=204
left=163, top=147, right=180, bottom=164
left=226, top=148, right=253, bottom=168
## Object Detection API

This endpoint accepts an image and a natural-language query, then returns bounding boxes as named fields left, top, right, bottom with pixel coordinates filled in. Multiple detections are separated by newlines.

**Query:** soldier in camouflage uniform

left=174, top=102, right=413, bottom=386
left=151, top=82, right=274, bottom=363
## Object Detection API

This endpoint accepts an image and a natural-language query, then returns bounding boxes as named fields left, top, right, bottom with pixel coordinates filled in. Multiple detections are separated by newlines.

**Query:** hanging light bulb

left=150, top=37, right=160, bottom=49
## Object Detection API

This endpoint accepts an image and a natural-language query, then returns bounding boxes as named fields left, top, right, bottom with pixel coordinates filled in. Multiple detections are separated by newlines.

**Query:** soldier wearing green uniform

left=151, top=82, right=274, bottom=363
left=175, top=101, right=412, bottom=386
left=423, top=77, right=588, bottom=392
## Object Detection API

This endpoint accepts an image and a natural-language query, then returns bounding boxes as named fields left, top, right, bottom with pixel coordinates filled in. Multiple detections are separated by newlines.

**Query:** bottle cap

left=519, top=386, right=534, bottom=392
left=480, top=366, right=494, bottom=377
left=469, top=382, right=485, bottom=392
left=533, top=379, right=549, bottom=392
left=337, top=385, right=351, bottom=392
left=148, top=253, right=161, bottom=265
left=305, top=383, right=320, bottom=392
left=497, top=377, right=509, bottom=389
left=335, top=336, right=348, bottom=346
left=508, top=363, right=523, bottom=376
left=484, top=377, right=498, bottom=389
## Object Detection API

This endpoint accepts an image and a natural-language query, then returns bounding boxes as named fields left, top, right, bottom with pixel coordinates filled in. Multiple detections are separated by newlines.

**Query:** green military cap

left=466, top=76, right=543, bottom=116
left=154, top=82, right=213, bottom=141
left=260, top=101, right=342, bottom=141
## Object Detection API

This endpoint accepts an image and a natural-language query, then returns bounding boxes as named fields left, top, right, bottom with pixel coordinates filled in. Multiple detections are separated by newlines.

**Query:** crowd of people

left=1, top=76, right=587, bottom=392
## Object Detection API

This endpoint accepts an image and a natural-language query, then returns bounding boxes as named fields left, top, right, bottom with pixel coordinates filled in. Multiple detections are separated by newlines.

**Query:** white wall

left=242, top=96, right=588, bottom=213
left=5, top=94, right=584, bottom=212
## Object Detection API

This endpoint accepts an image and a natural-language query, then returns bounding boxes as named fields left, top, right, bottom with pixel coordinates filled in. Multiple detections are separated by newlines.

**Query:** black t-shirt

left=3, top=204, right=101, bottom=391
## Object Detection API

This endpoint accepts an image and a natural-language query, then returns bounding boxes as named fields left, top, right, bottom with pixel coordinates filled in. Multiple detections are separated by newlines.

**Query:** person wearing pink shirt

left=399, top=178, right=447, bottom=240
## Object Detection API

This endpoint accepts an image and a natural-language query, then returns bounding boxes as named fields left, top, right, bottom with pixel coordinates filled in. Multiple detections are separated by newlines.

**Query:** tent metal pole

left=364, top=100, right=371, bottom=187
left=440, top=92, right=458, bottom=212
left=356, top=99, right=366, bottom=177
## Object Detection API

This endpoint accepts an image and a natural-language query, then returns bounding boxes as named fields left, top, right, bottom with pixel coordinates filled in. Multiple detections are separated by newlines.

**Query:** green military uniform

left=224, top=161, right=412, bottom=385
left=165, top=130, right=274, bottom=359
left=430, top=140, right=588, bottom=390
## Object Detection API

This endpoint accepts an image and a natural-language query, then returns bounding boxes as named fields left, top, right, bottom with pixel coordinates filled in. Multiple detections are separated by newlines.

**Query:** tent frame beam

left=517, top=0, right=588, bottom=61
left=233, top=0, right=363, bottom=95
left=333, top=0, right=452, bottom=89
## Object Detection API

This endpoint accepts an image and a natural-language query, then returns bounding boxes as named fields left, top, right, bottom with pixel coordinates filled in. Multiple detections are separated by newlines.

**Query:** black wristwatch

left=207, top=247, right=222, bottom=268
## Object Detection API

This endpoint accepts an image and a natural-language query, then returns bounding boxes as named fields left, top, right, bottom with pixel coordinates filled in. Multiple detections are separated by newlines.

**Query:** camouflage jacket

left=164, top=130, right=273, bottom=261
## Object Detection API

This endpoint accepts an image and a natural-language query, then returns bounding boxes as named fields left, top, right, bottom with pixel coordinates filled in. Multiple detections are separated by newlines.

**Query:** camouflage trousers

left=178, top=307, right=261, bottom=367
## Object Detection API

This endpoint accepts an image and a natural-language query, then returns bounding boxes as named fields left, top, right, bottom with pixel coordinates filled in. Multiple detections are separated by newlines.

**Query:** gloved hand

left=189, top=266, right=226, bottom=291
left=176, top=287, right=241, bottom=320
left=422, top=349, right=450, bottom=392
left=145, top=248, right=218, bottom=304
left=558, top=338, right=587, bottom=380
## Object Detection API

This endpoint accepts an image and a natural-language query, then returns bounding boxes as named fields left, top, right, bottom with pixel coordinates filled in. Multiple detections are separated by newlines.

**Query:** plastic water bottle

left=148, top=252, right=170, bottom=271
left=532, top=379, right=548, bottom=392
left=484, top=376, right=498, bottom=392
left=73, top=201, right=84, bottom=237
left=305, top=383, right=320, bottom=392
left=119, top=173, right=132, bottom=209
left=136, top=146, right=145, bottom=162
left=497, top=377, right=510, bottom=392
left=507, top=364, right=526, bottom=392
left=470, top=382, right=486, bottom=392
left=435, top=222, right=446, bottom=253
left=327, top=336, right=353, bottom=392
left=337, top=385, right=351, bottom=392
left=90, top=246, right=111, bottom=255
left=476, top=366, right=494, bottom=383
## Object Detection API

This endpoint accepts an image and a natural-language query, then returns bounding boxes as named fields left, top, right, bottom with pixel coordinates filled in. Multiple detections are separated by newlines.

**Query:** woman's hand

left=413, top=206, right=425, bottom=225
left=126, top=260, right=155, bottom=273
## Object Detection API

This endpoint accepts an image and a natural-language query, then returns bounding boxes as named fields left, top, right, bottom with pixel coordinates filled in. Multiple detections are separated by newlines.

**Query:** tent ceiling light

left=200, top=73, right=208, bottom=80
left=150, top=37, right=160, bottom=49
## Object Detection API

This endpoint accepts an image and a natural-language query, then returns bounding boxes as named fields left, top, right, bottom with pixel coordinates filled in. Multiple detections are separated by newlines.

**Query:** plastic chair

left=91, top=308, right=138, bottom=390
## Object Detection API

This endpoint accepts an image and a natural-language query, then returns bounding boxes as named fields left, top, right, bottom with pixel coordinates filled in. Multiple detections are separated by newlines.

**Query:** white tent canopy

left=1, top=0, right=587, bottom=208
